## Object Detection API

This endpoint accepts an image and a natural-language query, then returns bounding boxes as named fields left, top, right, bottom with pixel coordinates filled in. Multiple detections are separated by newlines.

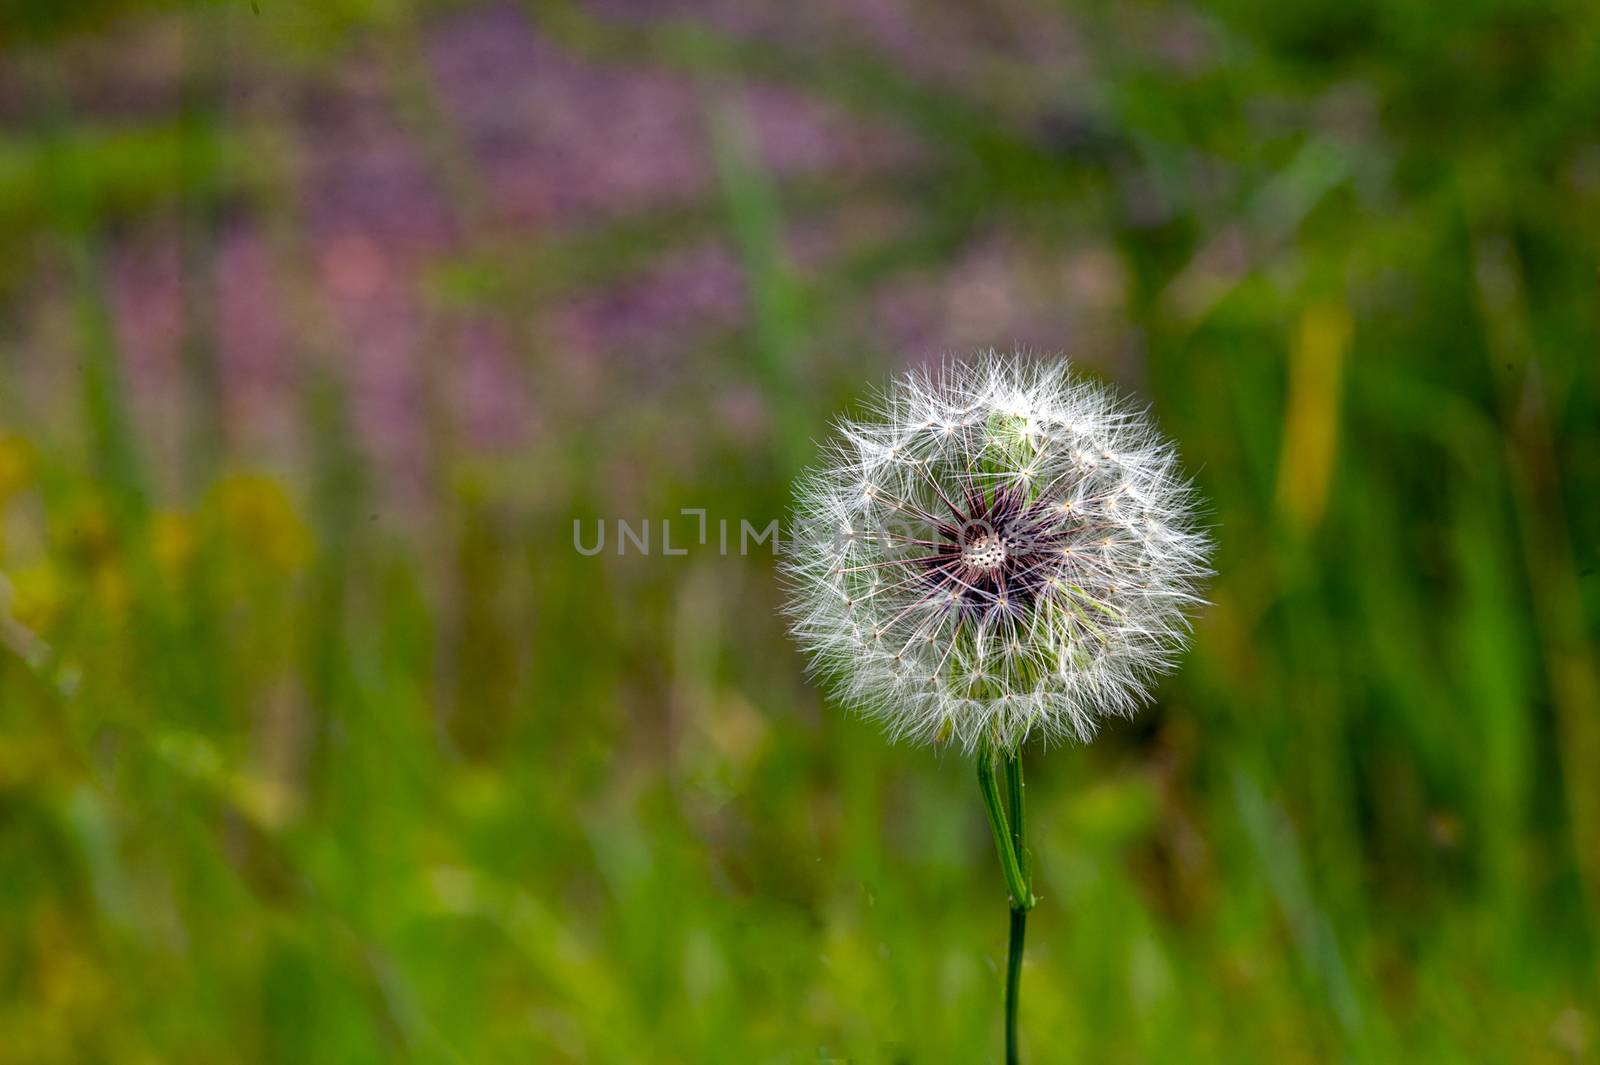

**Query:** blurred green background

left=2, top=0, right=1598, bottom=1061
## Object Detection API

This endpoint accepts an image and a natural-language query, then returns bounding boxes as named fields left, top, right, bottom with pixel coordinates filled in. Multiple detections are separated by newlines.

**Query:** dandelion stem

left=1004, top=753, right=1029, bottom=889
left=1003, top=753, right=1030, bottom=1065
left=1006, top=905, right=1027, bottom=1065
left=977, top=744, right=1035, bottom=1064
left=977, top=745, right=1032, bottom=908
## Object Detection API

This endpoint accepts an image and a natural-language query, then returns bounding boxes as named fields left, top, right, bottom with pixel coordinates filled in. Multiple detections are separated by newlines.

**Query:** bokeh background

left=2, top=0, right=1599, bottom=1061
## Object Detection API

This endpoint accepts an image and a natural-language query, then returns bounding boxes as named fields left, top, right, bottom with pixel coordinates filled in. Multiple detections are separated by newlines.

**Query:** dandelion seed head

left=783, top=353, right=1212, bottom=753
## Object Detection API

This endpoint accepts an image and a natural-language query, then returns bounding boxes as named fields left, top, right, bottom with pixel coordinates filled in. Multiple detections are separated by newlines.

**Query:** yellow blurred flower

left=9, top=562, right=65, bottom=634
left=1275, top=303, right=1351, bottom=533
left=206, top=473, right=312, bottom=577
left=0, top=433, right=32, bottom=504
left=151, top=510, right=197, bottom=584
left=0, top=434, right=37, bottom=561
left=57, top=497, right=118, bottom=568
left=55, top=496, right=129, bottom=621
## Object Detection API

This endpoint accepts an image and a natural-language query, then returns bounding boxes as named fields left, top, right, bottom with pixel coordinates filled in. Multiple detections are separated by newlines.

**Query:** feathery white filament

left=783, top=354, right=1211, bottom=752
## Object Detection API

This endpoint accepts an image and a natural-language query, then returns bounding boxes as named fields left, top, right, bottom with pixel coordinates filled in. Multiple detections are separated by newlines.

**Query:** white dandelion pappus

left=784, top=354, right=1211, bottom=753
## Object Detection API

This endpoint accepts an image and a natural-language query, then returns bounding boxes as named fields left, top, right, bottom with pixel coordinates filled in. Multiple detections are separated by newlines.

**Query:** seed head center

left=961, top=531, right=1007, bottom=571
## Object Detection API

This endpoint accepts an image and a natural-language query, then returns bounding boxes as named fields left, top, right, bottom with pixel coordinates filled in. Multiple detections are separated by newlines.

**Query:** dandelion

left=783, top=353, right=1211, bottom=1063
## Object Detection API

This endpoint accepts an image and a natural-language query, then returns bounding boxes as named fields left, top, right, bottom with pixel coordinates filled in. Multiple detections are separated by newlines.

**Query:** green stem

left=1006, top=905, right=1027, bottom=1065
left=1005, top=754, right=1028, bottom=888
left=978, top=744, right=1035, bottom=1064
left=1003, top=754, right=1031, bottom=1065
left=977, top=745, right=1033, bottom=909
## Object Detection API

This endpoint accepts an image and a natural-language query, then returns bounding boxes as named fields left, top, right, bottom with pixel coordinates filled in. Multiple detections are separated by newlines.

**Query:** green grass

left=1, top=0, right=1598, bottom=1062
